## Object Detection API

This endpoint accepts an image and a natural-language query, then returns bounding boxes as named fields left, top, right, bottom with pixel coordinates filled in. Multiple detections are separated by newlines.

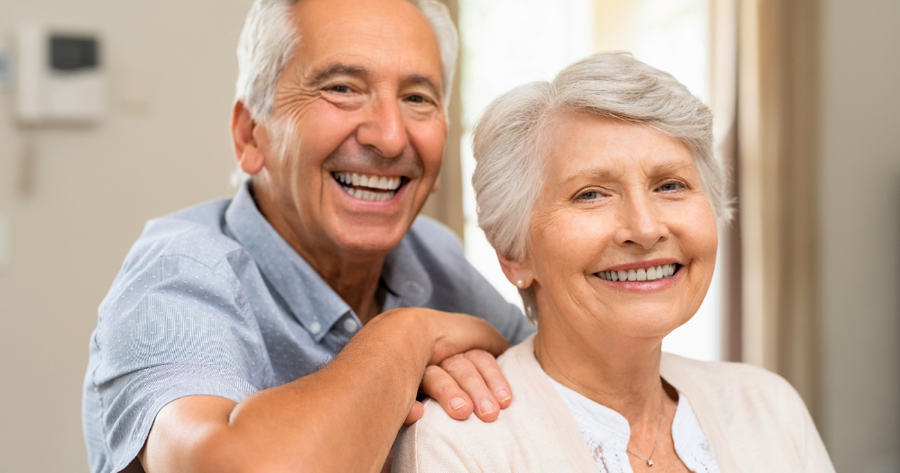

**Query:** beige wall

left=818, top=0, right=900, bottom=471
left=0, top=1, right=248, bottom=471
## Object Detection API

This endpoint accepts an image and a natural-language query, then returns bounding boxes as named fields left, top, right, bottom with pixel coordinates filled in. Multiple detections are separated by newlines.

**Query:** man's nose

left=356, top=95, right=409, bottom=159
left=614, top=193, right=668, bottom=249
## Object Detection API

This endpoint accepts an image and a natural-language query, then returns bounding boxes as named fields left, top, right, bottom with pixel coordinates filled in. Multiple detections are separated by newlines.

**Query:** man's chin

left=332, top=225, right=410, bottom=257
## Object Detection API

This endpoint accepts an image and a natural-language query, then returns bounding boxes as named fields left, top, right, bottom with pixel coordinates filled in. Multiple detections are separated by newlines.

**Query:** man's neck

left=252, top=183, right=386, bottom=324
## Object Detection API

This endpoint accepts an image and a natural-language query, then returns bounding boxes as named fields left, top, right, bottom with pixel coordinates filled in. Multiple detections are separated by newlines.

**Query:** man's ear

left=497, top=250, right=534, bottom=289
left=231, top=101, right=266, bottom=176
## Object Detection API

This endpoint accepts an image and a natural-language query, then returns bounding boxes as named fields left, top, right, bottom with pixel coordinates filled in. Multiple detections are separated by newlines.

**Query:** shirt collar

left=224, top=182, right=433, bottom=339
left=225, top=182, right=350, bottom=342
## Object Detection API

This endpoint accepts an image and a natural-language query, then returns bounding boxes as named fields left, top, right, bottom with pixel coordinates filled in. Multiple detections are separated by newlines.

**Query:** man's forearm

left=141, top=309, right=506, bottom=473
left=223, top=309, right=431, bottom=471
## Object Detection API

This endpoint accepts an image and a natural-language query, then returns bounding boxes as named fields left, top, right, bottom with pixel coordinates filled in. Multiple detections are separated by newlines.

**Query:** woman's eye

left=658, top=182, right=684, bottom=192
left=578, top=191, right=601, bottom=201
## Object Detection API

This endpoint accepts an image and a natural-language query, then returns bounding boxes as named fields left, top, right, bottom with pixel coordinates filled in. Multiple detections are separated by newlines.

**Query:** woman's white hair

left=472, top=52, right=732, bottom=323
left=235, top=0, right=459, bottom=123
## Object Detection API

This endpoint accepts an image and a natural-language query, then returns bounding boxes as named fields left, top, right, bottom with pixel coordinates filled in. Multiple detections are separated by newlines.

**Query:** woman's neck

left=533, top=322, right=666, bottom=426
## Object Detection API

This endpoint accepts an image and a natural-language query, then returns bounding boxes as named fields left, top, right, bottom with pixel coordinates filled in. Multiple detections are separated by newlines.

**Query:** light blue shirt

left=82, top=182, right=534, bottom=473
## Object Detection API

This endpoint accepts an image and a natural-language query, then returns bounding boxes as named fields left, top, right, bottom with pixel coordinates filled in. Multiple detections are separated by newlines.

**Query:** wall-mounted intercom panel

left=16, top=25, right=107, bottom=124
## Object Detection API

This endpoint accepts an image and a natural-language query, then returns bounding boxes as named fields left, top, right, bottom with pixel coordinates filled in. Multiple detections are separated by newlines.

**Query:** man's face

left=255, top=0, right=447, bottom=260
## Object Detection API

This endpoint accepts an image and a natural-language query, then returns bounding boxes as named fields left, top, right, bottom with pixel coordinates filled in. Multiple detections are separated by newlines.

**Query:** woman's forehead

left=542, top=114, right=694, bottom=180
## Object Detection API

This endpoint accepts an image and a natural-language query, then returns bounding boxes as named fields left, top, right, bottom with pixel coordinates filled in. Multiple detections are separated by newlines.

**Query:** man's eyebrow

left=404, top=74, right=443, bottom=101
left=308, top=63, right=368, bottom=87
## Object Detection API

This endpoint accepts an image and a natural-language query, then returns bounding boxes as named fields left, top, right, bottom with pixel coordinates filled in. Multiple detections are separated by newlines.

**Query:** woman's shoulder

left=392, top=395, right=537, bottom=472
left=393, top=338, right=596, bottom=473
left=661, top=353, right=799, bottom=401
left=661, top=354, right=834, bottom=472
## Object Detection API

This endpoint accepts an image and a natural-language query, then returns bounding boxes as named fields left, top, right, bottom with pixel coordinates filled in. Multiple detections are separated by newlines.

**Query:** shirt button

left=309, top=322, right=322, bottom=334
left=343, top=318, right=358, bottom=333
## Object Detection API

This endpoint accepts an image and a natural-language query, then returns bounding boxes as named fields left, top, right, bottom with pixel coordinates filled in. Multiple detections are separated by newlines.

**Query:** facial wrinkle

left=323, top=144, right=423, bottom=178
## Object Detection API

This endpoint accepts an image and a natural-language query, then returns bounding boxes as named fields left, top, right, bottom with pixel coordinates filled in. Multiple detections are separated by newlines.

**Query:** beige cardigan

left=393, top=335, right=834, bottom=473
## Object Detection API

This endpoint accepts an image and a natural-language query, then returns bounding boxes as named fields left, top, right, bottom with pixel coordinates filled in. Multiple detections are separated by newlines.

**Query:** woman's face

left=523, top=114, right=718, bottom=341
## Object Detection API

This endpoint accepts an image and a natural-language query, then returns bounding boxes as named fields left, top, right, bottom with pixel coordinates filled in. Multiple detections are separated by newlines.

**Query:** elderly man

left=81, top=0, right=534, bottom=472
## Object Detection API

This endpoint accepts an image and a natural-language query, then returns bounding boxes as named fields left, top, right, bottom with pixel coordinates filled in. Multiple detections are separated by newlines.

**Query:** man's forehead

left=290, top=0, right=442, bottom=74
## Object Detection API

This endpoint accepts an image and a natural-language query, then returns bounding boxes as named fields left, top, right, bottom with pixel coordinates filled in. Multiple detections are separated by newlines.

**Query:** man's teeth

left=598, top=264, right=678, bottom=282
left=344, top=187, right=394, bottom=202
left=333, top=172, right=402, bottom=191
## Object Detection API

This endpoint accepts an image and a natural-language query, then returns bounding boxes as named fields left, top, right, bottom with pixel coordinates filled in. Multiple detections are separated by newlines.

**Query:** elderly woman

left=393, top=53, right=834, bottom=473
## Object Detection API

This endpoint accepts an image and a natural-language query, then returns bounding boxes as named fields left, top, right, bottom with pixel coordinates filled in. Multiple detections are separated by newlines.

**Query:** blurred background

left=0, top=0, right=897, bottom=471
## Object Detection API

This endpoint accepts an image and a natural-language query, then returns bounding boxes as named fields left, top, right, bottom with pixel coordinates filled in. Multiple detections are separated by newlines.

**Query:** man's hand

left=140, top=308, right=512, bottom=473
left=403, top=349, right=512, bottom=424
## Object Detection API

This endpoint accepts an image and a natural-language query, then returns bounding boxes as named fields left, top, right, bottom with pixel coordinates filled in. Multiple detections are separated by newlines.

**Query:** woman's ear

left=231, top=101, right=266, bottom=175
left=497, top=251, right=535, bottom=289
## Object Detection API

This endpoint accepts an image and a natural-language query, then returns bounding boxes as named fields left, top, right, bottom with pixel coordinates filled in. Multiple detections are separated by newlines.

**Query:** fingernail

left=450, top=397, right=467, bottom=410
left=480, top=399, right=496, bottom=415
left=497, top=389, right=511, bottom=402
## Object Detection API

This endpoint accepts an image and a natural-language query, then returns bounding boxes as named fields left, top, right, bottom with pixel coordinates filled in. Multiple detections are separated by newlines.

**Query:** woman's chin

left=599, top=310, right=691, bottom=343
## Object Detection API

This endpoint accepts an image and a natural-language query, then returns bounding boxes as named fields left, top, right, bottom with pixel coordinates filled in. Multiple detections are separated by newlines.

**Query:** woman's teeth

left=597, top=264, right=678, bottom=282
left=333, top=172, right=402, bottom=202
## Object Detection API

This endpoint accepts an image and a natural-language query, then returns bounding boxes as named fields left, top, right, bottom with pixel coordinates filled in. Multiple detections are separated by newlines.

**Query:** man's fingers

left=464, top=349, right=513, bottom=409
left=424, top=311, right=509, bottom=364
left=422, top=365, right=473, bottom=421
left=404, top=401, right=425, bottom=425
left=439, top=354, right=500, bottom=422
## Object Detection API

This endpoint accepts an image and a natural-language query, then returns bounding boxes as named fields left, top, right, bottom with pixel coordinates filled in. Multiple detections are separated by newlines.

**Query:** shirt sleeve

left=83, top=251, right=272, bottom=473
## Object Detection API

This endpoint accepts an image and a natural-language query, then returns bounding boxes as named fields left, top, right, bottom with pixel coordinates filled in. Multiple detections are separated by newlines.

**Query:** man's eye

left=328, top=85, right=352, bottom=94
left=406, top=94, right=431, bottom=104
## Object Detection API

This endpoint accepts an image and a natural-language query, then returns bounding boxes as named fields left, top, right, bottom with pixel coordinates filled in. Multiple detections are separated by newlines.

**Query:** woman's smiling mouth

left=596, top=263, right=680, bottom=282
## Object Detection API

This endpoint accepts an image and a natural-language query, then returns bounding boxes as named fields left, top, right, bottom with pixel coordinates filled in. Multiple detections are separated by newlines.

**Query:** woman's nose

left=356, top=96, right=409, bottom=159
left=615, top=194, right=668, bottom=249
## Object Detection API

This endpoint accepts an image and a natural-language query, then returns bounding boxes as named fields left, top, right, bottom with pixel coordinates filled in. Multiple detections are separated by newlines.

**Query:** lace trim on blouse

left=550, top=377, right=720, bottom=473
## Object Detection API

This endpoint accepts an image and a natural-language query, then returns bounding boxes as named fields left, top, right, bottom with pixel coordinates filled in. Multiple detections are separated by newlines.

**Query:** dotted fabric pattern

left=82, top=182, right=535, bottom=473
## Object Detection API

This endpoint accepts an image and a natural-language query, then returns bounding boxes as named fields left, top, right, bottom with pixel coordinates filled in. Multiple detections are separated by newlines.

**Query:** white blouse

left=550, top=378, right=721, bottom=473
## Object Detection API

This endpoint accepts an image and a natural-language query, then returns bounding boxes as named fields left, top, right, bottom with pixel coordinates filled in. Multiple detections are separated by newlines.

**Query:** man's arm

left=139, top=308, right=509, bottom=473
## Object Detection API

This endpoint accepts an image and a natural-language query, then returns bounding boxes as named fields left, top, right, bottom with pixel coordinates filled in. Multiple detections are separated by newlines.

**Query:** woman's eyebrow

left=565, top=169, right=618, bottom=184
left=647, top=161, right=693, bottom=176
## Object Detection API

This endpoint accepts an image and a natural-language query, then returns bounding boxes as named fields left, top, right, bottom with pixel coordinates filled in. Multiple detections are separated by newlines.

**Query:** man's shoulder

left=127, top=197, right=244, bottom=271
left=401, top=216, right=473, bottom=282
left=407, top=215, right=464, bottom=253
left=105, top=197, right=253, bottom=306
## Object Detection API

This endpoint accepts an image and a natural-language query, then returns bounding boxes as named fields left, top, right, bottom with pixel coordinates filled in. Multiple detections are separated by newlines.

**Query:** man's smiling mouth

left=596, top=263, right=681, bottom=282
left=332, top=172, right=405, bottom=202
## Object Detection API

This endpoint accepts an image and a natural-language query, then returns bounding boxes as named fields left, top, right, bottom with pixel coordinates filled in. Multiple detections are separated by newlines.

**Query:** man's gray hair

left=235, top=0, right=459, bottom=123
left=472, top=52, right=732, bottom=322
